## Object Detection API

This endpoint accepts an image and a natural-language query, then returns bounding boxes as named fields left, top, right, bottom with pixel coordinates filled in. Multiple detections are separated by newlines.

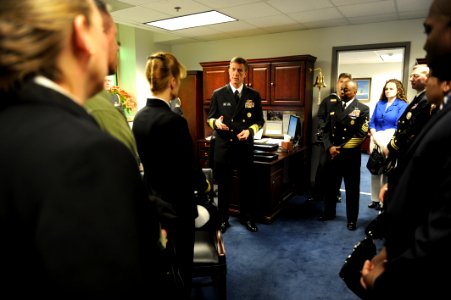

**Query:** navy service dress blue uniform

left=322, top=98, right=369, bottom=227
left=312, top=93, right=342, bottom=201
left=207, top=83, right=265, bottom=226
left=385, top=90, right=434, bottom=175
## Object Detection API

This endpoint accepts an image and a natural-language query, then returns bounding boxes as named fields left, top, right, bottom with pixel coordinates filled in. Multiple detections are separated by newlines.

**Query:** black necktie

left=234, top=90, right=240, bottom=104
left=341, top=101, right=346, bottom=111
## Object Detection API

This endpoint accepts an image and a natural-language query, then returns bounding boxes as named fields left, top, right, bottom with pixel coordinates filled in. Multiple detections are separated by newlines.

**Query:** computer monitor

left=287, top=115, right=301, bottom=144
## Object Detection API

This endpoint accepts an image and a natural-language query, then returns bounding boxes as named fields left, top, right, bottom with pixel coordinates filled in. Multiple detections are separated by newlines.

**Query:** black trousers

left=311, top=142, right=342, bottom=201
left=167, top=218, right=195, bottom=299
left=323, top=148, right=361, bottom=223
left=214, top=143, right=255, bottom=223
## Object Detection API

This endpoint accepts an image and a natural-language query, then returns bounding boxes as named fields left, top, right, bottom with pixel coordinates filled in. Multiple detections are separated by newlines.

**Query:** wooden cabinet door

left=271, top=61, right=306, bottom=106
left=202, top=65, right=229, bottom=105
left=179, top=71, right=203, bottom=145
left=247, top=63, right=270, bottom=106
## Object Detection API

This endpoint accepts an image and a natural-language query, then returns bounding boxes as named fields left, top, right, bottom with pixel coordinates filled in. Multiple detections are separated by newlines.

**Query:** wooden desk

left=233, top=147, right=306, bottom=223
left=197, top=140, right=306, bottom=223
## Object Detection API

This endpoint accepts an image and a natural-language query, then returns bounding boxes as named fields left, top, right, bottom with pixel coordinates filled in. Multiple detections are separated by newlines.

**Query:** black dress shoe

left=241, top=219, right=258, bottom=232
left=318, top=215, right=336, bottom=221
left=368, top=202, right=379, bottom=209
left=347, top=222, right=357, bottom=231
left=220, top=221, right=230, bottom=233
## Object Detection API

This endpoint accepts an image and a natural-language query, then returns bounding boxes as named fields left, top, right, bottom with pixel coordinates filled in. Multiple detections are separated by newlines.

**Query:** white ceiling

left=105, top=0, right=431, bottom=64
left=105, top=0, right=431, bottom=46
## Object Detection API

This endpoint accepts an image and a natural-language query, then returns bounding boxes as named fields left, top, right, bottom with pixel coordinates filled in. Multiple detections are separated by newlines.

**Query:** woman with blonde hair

left=0, top=0, right=164, bottom=296
left=367, top=79, right=408, bottom=210
left=133, top=51, right=206, bottom=298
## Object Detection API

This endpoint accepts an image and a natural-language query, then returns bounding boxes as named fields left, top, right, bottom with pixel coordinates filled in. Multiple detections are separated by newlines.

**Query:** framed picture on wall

left=355, top=78, right=371, bottom=102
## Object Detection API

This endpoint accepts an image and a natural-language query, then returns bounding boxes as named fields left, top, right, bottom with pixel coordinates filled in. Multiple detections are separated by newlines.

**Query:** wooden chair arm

left=216, top=230, right=226, bottom=256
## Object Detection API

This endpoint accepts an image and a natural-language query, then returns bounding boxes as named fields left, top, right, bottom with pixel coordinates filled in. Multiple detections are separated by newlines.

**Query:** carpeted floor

left=192, top=153, right=380, bottom=300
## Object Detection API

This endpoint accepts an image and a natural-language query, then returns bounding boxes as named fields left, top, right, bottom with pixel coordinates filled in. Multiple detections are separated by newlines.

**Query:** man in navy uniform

left=310, top=72, right=352, bottom=203
left=380, top=64, right=435, bottom=207
left=360, top=1, right=451, bottom=297
left=206, top=56, right=265, bottom=233
left=319, top=80, right=369, bottom=231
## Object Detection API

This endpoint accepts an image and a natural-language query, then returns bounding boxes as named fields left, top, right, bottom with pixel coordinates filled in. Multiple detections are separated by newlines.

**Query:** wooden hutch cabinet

left=247, top=56, right=315, bottom=107
left=197, top=55, right=316, bottom=223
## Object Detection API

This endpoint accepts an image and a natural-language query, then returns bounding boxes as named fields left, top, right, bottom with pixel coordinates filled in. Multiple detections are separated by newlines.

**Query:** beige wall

left=341, top=62, right=404, bottom=115
left=117, top=18, right=426, bottom=113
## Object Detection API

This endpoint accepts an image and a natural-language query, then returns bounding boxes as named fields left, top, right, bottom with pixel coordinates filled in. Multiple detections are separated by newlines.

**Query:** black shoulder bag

left=366, top=145, right=386, bottom=175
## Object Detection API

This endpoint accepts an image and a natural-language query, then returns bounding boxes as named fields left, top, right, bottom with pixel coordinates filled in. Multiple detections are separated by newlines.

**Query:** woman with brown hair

left=367, top=79, right=408, bottom=210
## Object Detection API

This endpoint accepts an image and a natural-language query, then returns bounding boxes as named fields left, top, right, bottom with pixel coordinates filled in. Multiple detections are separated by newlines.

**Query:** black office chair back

left=192, top=168, right=227, bottom=300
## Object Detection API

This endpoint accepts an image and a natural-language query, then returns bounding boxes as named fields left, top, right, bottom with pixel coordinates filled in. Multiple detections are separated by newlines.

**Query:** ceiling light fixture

left=379, top=53, right=403, bottom=62
left=145, top=10, right=236, bottom=31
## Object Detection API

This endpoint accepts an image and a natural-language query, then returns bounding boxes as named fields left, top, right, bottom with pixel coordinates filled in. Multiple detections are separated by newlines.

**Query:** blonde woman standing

left=0, top=0, right=164, bottom=297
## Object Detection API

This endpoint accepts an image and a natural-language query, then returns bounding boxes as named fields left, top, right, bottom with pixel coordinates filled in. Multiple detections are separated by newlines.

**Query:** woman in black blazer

left=133, top=51, right=205, bottom=299
left=0, top=0, right=164, bottom=297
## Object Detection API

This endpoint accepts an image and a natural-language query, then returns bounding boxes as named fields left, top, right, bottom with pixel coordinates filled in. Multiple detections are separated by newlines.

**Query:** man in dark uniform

left=383, top=65, right=431, bottom=174
left=365, top=65, right=435, bottom=237
left=318, top=80, right=369, bottom=231
left=310, top=72, right=352, bottom=202
left=206, top=56, right=265, bottom=233
left=360, top=1, right=451, bottom=296
left=380, top=64, right=436, bottom=205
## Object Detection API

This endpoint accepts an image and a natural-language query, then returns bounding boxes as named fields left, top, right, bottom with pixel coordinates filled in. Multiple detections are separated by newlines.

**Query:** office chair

left=192, top=168, right=227, bottom=300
